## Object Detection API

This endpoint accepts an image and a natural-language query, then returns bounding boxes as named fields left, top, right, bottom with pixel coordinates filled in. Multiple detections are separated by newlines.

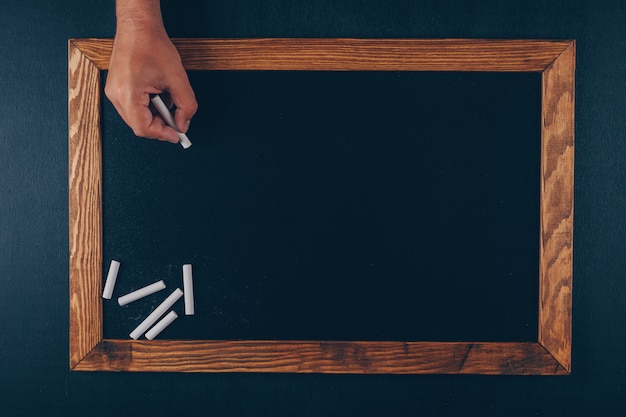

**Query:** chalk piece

left=102, top=260, right=120, bottom=299
left=183, top=264, right=194, bottom=315
left=151, top=95, right=192, bottom=149
left=177, top=132, right=192, bottom=149
left=118, top=280, right=166, bottom=306
left=129, top=288, right=183, bottom=340
left=145, top=311, right=178, bottom=340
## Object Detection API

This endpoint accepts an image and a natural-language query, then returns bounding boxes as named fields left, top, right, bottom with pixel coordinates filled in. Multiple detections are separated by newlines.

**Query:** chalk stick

left=182, top=264, right=194, bottom=315
left=145, top=311, right=178, bottom=340
left=118, top=280, right=166, bottom=306
left=102, top=260, right=120, bottom=299
left=151, top=95, right=192, bottom=149
left=129, top=288, right=183, bottom=340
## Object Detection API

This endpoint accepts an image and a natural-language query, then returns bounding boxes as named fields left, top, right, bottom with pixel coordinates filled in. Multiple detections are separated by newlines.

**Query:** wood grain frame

left=69, top=39, right=574, bottom=374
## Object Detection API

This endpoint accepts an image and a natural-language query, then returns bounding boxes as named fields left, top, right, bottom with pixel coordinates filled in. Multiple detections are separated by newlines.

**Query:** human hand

left=105, top=0, right=197, bottom=144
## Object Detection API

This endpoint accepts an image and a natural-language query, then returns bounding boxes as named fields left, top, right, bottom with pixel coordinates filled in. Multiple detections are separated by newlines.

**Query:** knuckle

left=131, top=126, right=149, bottom=138
left=190, top=100, right=199, bottom=115
left=104, top=83, right=121, bottom=100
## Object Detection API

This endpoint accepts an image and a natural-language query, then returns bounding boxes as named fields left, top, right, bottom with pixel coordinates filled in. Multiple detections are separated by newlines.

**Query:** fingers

left=174, top=103, right=196, bottom=135
left=146, top=120, right=181, bottom=144
left=168, top=73, right=198, bottom=134
left=127, top=102, right=180, bottom=143
left=106, top=88, right=180, bottom=143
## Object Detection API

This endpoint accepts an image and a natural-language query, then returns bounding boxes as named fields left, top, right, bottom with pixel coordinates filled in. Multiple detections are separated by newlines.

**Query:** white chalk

left=151, top=94, right=192, bottom=149
left=129, top=288, right=183, bottom=340
left=102, top=260, right=120, bottom=299
left=118, top=280, right=166, bottom=306
left=145, top=310, right=178, bottom=340
left=182, top=264, right=194, bottom=315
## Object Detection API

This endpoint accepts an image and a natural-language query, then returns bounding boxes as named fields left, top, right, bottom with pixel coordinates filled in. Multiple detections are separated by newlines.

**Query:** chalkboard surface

left=102, top=70, right=541, bottom=342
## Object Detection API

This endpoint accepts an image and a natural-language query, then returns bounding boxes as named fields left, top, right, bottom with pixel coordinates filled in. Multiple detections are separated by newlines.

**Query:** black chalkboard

left=102, top=70, right=541, bottom=342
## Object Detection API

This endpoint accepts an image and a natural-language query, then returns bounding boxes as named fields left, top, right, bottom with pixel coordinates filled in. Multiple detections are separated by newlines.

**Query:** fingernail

left=183, top=120, right=191, bottom=133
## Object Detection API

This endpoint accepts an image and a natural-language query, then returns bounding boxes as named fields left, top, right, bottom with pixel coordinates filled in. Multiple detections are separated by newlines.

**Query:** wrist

left=115, top=0, right=165, bottom=35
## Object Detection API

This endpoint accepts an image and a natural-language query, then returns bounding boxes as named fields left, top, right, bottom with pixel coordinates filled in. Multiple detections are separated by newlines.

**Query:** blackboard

left=101, top=70, right=541, bottom=343
left=69, top=38, right=574, bottom=374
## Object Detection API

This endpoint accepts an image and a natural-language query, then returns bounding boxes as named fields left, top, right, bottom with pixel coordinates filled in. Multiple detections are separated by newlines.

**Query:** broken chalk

left=145, top=310, right=178, bottom=340
left=183, top=264, right=194, bottom=315
left=102, top=260, right=120, bottom=299
left=118, top=280, right=166, bottom=306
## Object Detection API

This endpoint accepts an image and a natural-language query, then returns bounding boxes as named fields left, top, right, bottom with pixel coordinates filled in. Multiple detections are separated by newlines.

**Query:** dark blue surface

left=1, top=0, right=626, bottom=416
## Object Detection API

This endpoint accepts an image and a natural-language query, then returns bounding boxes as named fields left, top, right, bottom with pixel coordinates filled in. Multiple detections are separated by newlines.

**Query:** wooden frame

left=69, top=39, right=574, bottom=374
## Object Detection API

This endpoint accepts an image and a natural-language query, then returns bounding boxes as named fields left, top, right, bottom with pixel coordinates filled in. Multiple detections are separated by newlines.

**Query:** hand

left=105, top=0, right=197, bottom=144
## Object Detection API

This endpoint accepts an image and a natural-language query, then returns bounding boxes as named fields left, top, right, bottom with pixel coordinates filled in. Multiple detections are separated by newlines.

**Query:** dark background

left=0, top=0, right=624, bottom=416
